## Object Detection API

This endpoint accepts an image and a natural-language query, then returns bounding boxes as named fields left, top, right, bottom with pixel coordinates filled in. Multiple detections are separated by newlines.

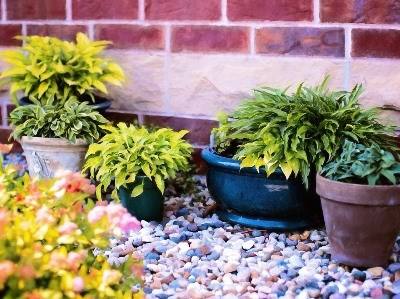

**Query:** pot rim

left=201, top=147, right=286, bottom=177
left=316, top=173, right=400, bottom=206
left=21, top=136, right=88, bottom=146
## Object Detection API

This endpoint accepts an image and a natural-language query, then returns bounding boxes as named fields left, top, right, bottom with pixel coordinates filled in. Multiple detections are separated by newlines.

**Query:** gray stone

left=388, top=263, right=400, bottom=274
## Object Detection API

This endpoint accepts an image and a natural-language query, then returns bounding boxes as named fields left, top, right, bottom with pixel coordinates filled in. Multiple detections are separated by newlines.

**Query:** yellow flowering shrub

left=0, top=154, right=143, bottom=299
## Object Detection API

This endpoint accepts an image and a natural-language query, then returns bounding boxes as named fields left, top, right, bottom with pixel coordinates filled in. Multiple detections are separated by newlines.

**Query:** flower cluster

left=0, top=162, right=143, bottom=298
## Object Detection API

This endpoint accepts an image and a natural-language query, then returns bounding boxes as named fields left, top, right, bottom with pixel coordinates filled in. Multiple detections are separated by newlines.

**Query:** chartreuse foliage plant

left=0, top=33, right=124, bottom=104
left=9, top=99, right=108, bottom=143
left=83, top=123, right=193, bottom=199
left=0, top=148, right=143, bottom=298
left=213, top=78, right=398, bottom=187
left=322, top=140, right=400, bottom=185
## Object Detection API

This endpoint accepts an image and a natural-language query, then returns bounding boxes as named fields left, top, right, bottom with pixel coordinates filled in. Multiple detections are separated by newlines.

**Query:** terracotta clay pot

left=316, top=174, right=400, bottom=267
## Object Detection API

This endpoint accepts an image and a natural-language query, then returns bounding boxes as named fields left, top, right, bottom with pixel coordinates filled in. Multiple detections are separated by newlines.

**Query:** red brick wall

left=1, top=0, right=400, bottom=158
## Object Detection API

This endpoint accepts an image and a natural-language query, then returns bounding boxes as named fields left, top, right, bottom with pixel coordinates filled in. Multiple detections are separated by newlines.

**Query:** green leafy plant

left=10, top=99, right=108, bottom=143
left=322, top=140, right=400, bottom=185
left=83, top=123, right=193, bottom=199
left=0, top=33, right=124, bottom=104
left=213, top=78, right=398, bottom=187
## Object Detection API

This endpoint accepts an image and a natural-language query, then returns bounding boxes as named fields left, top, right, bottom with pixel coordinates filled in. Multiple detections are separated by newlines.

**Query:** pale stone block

left=169, top=54, right=345, bottom=117
left=106, top=50, right=166, bottom=113
left=351, top=59, right=400, bottom=126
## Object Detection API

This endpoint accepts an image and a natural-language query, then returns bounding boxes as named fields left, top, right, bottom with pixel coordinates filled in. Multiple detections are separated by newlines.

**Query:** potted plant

left=0, top=33, right=125, bottom=112
left=83, top=123, right=192, bottom=221
left=202, top=78, right=398, bottom=230
left=317, top=140, right=400, bottom=267
left=10, top=99, right=108, bottom=177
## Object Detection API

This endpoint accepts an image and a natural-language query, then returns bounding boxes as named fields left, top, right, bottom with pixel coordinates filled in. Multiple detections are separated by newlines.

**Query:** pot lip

left=18, top=96, right=112, bottom=111
left=316, top=173, right=400, bottom=206
left=316, top=173, right=400, bottom=190
left=201, top=147, right=285, bottom=177
left=21, top=136, right=88, bottom=146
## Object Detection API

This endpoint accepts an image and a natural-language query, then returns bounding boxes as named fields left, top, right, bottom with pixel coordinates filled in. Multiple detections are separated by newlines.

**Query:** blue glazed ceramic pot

left=201, top=148, right=322, bottom=230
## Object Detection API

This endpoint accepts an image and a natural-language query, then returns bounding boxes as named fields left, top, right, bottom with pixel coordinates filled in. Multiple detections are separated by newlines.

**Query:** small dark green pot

left=117, top=176, right=164, bottom=222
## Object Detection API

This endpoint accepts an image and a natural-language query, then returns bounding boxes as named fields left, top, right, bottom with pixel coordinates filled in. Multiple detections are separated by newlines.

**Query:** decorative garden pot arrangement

left=0, top=33, right=125, bottom=178
left=21, top=137, right=88, bottom=178
left=84, top=123, right=192, bottom=222
left=10, top=100, right=108, bottom=178
left=316, top=141, right=400, bottom=267
left=202, top=148, right=320, bottom=230
left=205, top=78, right=399, bottom=230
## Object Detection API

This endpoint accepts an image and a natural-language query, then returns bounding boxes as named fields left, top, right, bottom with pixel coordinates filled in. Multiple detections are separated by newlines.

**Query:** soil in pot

left=316, top=174, right=400, bottom=267
left=118, top=177, right=164, bottom=222
left=19, top=95, right=112, bottom=113
left=21, top=136, right=88, bottom=178
left=202, top=148, right=322, bottom=231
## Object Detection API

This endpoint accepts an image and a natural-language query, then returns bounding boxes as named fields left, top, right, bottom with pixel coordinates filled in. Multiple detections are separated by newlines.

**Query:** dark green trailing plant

left=10, top=99, right=108, bottom=143
left=83, top=123, right=193, bottom=199
left=213, top=78, right=398, bottom=187
left=322, top=140, right=400, bottom=185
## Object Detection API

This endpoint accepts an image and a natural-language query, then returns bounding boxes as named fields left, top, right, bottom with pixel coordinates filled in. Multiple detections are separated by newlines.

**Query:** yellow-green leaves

left=0, top=33, right=125, bottom=105
left=131, top=181, right=144, bottom=197
left=83, top=124, right=193, bottom=199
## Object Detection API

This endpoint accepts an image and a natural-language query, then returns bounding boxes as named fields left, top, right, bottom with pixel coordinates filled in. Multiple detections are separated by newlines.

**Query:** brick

left=6, top=104, right=16, bottom=126
left=0, top=25, right=22, bottom=46
left=228, top=0, right=313, bottom=21
left=95, top=25, right=164, bottom=50
left=172, top=26, right=249, bottom=53
left=352, top=29, right=400, bottom=58
left=143, top=115, right=217, bottom=145
left=145, top=0, right=221, bottom=20
left=72, top=0, right=138, bottom=19
left=321, top=0, right=400, bottom=24
left=0, top=128, right=22, bottom=153
left=27, top=25, right=87, bottom=41
left=192, top=147, right=208, bottom=174
left=256, top=27, right=345, bottom=57
left=7, top=0, right=66, bottom=20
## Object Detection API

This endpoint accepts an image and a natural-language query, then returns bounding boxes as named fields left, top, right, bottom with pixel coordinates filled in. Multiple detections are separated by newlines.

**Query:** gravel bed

left=108, top=177, right=400, bottom=299
left=4, top=155, right=400, bottom=298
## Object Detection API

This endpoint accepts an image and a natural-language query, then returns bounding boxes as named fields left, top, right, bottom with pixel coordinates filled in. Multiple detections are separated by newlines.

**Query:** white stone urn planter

left=21, top=136, right=88, bottom=178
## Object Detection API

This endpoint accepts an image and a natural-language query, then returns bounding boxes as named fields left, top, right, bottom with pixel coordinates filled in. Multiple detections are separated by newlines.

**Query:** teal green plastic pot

left=201, top=148, right=322, bottom=230
left=117, top=176, right=164, bottom=222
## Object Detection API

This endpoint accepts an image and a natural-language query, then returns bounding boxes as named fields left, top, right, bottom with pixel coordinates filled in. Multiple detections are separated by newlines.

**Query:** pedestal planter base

left=118, top=176, right=164, bottom=222
left=216, top=209, right=313, bottom=231
left=201, top=148, right=322, bottom=231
